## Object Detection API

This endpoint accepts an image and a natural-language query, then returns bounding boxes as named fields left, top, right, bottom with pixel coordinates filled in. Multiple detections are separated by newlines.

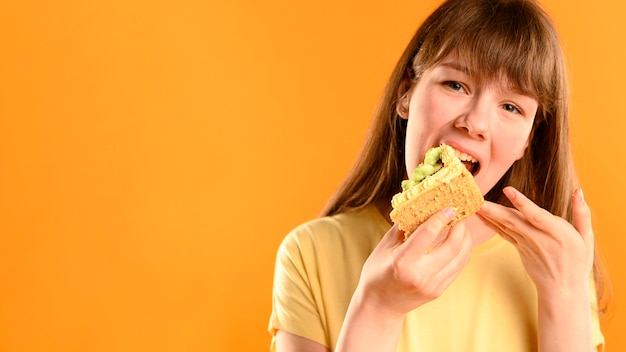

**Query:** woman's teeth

left=454, top=150, right=478, bottom=163
left=454, top=150, right=479, bottom=175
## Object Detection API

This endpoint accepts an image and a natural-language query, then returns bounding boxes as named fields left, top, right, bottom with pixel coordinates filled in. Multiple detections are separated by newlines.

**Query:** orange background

left=0, top=0, right=623, bottom=351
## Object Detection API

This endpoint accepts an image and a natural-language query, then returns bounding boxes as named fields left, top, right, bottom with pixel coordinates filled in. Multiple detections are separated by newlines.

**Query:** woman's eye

left=503, top=103, right=521, bottom=114
left=445, top=81, right=465, bottom=92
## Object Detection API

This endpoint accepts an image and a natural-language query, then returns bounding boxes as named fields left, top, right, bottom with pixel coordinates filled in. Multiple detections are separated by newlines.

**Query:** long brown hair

left=321, top=0, right=610, bottom=314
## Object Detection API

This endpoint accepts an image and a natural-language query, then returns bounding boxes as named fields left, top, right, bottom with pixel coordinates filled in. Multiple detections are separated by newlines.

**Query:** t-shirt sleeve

left=592, top=308, right=605, bottom=351
left=268, top=229, right=328, bottom=350
left=590, top=277, right=605, bottom=351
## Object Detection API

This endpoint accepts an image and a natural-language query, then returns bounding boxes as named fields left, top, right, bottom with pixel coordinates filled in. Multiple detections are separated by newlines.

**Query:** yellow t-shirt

left=268, top=205, right=604, bottom=351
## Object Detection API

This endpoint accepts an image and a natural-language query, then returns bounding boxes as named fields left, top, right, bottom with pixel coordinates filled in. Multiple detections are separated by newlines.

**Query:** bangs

left=411, top=0, right=565, bottom=115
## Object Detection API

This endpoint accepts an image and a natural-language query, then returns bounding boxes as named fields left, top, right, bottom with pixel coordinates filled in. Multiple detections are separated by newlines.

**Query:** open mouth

left=454, top=150, right=480, bottom=176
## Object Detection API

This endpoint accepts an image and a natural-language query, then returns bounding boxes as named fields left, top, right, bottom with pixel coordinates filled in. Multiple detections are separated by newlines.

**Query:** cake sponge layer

left=390, top=167, right=483, bottom=236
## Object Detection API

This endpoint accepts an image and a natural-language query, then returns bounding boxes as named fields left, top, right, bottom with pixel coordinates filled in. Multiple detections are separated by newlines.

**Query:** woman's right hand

left=362, top=207, right=473, bottom=317
left=335, top=208, right=472, bottom=352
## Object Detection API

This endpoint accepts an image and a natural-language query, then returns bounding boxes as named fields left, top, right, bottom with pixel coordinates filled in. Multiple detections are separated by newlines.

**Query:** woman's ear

left=395, top=78, right=412, bottom=119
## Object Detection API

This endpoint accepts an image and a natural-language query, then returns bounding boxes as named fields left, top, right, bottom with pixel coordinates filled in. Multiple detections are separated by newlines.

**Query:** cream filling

left=391, top=144, right=468, bottom=209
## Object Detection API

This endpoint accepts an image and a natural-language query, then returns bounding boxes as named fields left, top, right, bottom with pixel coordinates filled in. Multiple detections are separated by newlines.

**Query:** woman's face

left=403, top=56, right=538, bottom=195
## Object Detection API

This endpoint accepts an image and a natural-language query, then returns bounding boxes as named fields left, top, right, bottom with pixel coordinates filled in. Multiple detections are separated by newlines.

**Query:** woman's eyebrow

left=438, top=61, right=470, bottom=74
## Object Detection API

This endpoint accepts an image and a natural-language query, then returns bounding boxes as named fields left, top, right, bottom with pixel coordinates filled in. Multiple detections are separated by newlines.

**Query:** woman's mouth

left=455, top=150, right=480, bottom=175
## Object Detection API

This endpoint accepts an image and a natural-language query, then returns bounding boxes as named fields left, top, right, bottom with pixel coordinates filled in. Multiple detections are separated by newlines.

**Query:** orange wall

left=0, top=0, right=623, bottom=350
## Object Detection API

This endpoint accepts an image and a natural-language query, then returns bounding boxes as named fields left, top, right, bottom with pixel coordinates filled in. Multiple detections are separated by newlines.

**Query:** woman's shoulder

left=278, top=205, right=389, bottom=259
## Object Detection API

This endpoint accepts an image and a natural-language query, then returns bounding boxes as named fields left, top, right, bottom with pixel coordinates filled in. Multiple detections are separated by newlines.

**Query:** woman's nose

left=454, top=99, right=490, bottom=140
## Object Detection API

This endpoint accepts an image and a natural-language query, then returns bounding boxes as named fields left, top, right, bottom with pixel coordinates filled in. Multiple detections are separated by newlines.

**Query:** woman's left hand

left=477, top=186, right=594, bottom=298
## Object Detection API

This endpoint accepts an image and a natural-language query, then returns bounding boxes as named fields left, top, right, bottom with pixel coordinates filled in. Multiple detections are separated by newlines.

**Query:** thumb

left=403, top=207, right=456, bottom=254
left=376, top=223, right=406, bottom=250
left=572, top=189, right=594, bottom=249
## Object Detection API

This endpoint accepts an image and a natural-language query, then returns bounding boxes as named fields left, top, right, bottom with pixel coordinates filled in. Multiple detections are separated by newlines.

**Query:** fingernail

left=577, top=188, right=585, bottom=203
left=503, top=187, right=516, bottom=200
left=442, top=207, right=456, bottom=221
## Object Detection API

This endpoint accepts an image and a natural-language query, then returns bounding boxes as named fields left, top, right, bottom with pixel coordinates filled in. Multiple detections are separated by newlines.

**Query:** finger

left=501, top=186, right=554, bottom=233
left=402, top=207, right=456, bottom=255
left=429, top=222, right=472, bottom=285
left=477, top=200, right=532, bottom=242
left=476, top=210, right=548, bottom=268
left=476, top=211, right=518, bottom=245
left=377, top=224, right=405, bottom=250
left=430, top=221, right=467, bottom=257
left=429, top=222, right=473, bottom=272
left=572, top=189, right=594, bottom=248
left=477, top=202, right=546, bottom=257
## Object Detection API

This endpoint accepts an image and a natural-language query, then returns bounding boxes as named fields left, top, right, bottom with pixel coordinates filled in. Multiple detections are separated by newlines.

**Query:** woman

left=269, top=0, right=609, bottom=351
